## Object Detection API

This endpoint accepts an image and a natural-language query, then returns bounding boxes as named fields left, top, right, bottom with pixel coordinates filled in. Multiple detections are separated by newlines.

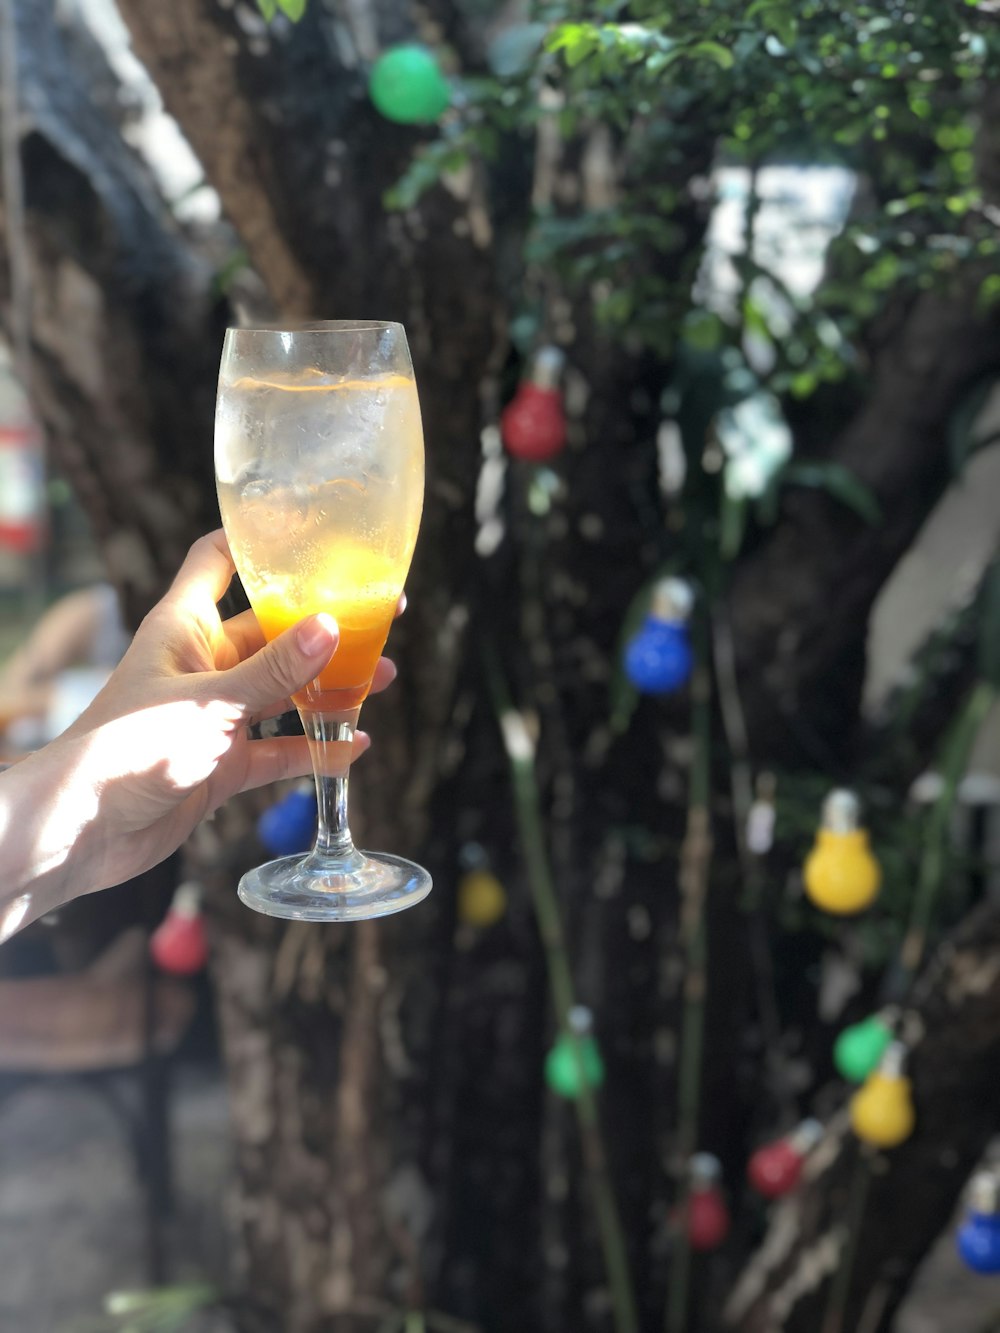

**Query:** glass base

left=237, top=850, right=432, bottom=922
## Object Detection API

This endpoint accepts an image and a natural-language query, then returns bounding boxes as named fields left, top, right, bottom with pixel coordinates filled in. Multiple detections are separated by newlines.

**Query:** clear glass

left=215, top=320, right=432, bottom=921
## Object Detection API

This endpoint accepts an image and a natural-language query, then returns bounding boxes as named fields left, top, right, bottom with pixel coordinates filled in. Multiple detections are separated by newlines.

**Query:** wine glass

left=215, top=321, right=432, bottom=921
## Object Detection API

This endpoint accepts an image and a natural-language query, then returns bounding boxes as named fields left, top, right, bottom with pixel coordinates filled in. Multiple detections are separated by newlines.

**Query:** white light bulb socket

left=567, top=1005, right=594, bottom=1036
left=171, top=882, right=203, bottom=918
left=822, top=788, right=861, bottom=834
left=649, top=577, right=694, bottom=624
left=690, top=1152, right=722, bottom=1185
left=969, top=1170, right=1000, bottom=1216
left=530, top=345, right=565, bottom=390
left=790, top=1118, right=824, bottom=1154
left=878, top=1040, right=908, bottom=1080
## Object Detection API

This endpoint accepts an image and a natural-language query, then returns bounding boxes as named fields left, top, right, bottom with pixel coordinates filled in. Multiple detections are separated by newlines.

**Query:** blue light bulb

left=958, top=1174, right=1000, bottom=1275
left=624, top=578, right=695, bottom=695
left=258, top=787, right=317, bottom=857
left=625, top=617, right=693, bottom=694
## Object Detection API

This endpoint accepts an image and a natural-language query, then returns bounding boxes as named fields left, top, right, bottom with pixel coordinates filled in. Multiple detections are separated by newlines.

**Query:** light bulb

left=958, top=1172, right=1000, bottom=1275
left=457, top=869, right=507, bottom=927
left=368, top=44, right=451, bottom=125
left=747, top=1121, right=822, bottom=1199
left=624, top=577, right=694, bottom=695
left=544, top=1029, right=605, bottom=1100
left=803, top=788, right=881, bottom=915
left=150, top=884, right=208, bottom=977
left=687, top=1154, right=730, bottom=1251
left=258, top=785, right=317, bottom=857
left=850, top=1042, right=915, bottom=1148
left=834, top=1014, right=893, bottom=1083
left=500, top=347, right=568, bottom=462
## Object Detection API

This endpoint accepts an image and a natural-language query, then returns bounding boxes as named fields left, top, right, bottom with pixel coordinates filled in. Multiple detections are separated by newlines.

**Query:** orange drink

left=247, top=544, right=401, bottom=712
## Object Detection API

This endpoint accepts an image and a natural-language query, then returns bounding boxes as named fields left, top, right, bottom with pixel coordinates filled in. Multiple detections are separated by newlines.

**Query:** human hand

left=0, top=530, right=398, bottom=935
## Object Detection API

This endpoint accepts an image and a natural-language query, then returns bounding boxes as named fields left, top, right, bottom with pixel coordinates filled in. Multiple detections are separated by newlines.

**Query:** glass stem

left=299, top=707, right=362, bottom=861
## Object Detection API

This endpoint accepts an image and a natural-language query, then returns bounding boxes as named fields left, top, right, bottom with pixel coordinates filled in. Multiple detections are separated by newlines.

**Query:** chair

left=0, top=927, right=196, bottom=1280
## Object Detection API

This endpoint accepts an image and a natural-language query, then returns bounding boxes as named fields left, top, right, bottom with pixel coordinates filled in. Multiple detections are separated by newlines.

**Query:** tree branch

left=728, top=280, right=1000, bottom=768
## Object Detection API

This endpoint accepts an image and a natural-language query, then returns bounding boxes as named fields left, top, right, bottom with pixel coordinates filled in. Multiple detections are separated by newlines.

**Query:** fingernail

left=382, top=658, right=398, bottom=683
left=296, top=613, right=337, bottom=655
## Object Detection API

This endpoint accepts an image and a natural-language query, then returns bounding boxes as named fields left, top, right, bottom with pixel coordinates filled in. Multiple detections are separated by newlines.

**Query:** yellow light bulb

left=457, top=869, right=507, bottom=928
left=850, top=1042, right=915, bottom=1148
left=803, top=789, right=881, bottom=915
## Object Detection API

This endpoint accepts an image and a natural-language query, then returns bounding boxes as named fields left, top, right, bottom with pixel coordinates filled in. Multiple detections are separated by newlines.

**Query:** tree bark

left=4, top=0, right=225, bottom=622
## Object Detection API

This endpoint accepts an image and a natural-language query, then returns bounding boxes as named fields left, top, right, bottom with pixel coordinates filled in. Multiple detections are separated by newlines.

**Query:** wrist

left=0, top=734, right=103, bottom=940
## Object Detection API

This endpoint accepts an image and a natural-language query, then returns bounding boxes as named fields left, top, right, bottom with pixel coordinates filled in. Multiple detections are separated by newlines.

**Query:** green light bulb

left=544, top=1033, right=605, bottom=1100
left=834, top=1015, right=892, bottom=1083
left=368, top=44, right=451, bottom=125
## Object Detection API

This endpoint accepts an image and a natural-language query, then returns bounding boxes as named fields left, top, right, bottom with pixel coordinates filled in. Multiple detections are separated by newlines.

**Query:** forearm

left=0, top=737, right=101, bottom=942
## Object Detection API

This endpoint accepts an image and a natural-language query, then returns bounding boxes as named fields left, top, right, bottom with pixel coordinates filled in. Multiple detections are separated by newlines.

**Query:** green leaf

left=277, top=0, right=306, bottom=18
left=687, top=40, right=735, bottom=69
left=746, top=0, right=798, bottom=48
left=783, top=462, right=882, bottom=524
left=680, top=310, right=726, bottom=352
left=256, top=0, right=277, bottom=18
left=978, top=273, right=1000, bottom=315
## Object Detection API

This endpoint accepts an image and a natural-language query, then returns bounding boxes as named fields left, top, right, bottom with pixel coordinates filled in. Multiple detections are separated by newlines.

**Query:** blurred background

left=1, top=1, right=1000, bottom=1331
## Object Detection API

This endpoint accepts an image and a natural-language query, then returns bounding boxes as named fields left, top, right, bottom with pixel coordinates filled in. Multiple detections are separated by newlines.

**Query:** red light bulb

left=500, top=346, right=567, bottom=462
left=150, top=884, right=208, bottom=976
left=687, top=1153, right=730, bottom=1251
left=748, top=1120, right=822, bottom=1200
left=748, top=1139, right=801, bottom=1199
left=689, top=1185, right=730, bottom=1251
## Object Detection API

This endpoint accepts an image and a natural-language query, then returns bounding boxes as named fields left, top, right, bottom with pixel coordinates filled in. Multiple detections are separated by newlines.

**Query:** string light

left=747, top=1120, right=823, bottom=1199
left=624, top=577, right=694, bottom=696
left=150, top=883, right=208, bottom=976
left=803, top=789, right=881, bottom=915
left=258, top=784, right=317, bottom=857
left=746, top=772, right=776, bottom=855
left=368, top=44, right=451, bottom=125
left=834, top=1014, right=893, bottom=1084
left=850, top=1041, right=915, bottom=1148
left=545, top=1006, right=605, bottom=1100
left=958, top=1170, right=1000, bottom=1275
left=457, top=867, right=507, bottom=927
left=500, top=347, right=568, bottom=462
left=687, top=1153, right=730, bottom=1251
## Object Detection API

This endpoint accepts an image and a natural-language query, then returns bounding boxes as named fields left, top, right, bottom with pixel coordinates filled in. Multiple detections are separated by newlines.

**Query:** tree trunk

left=5, top=4, right=1000, bottom=1332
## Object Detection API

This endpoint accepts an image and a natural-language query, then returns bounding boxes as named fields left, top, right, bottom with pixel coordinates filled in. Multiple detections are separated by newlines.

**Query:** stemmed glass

left=215, top=321, right=432, bottom=921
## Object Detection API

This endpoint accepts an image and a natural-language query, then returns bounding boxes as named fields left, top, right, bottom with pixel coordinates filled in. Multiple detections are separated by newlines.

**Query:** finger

left=223, top=614, right=339, bottom=716
left=222, top=607, right=266, bottom=661
left=237, top=736, right=312, bottom=791
left=369, top=657, right=397, bottom=695
left=395, top=591, right=407, bottom=618
left=247, top=700, right=297, bottom=729
left=239, top=730, right=371, bottom=793
left=165, top=530, right=236, bottom=612
left=246, top=657, right=395, bottom=724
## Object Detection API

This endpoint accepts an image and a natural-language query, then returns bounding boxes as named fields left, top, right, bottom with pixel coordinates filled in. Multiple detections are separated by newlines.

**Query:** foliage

left=255, top=0, right=305, bottom=21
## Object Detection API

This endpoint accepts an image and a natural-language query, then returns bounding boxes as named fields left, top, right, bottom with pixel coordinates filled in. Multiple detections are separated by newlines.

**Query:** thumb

left=225, top=613, right=338, bottom=712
